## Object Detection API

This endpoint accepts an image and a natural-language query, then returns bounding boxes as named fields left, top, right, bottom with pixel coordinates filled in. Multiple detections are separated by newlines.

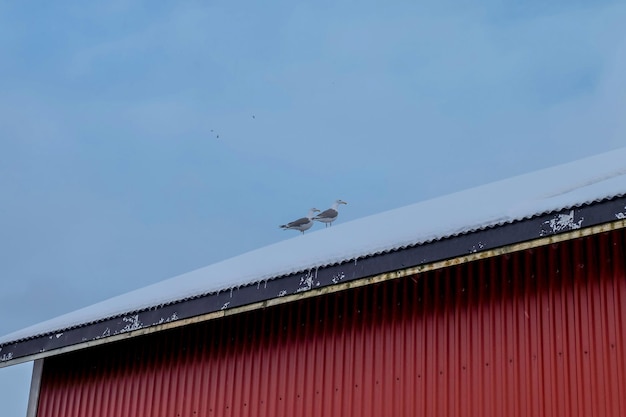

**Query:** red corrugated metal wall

left=37, top=229, right=626, bottom=417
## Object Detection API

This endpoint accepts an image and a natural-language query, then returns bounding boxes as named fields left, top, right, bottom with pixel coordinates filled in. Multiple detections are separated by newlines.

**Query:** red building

left=2, top=150, right=626, bottom=416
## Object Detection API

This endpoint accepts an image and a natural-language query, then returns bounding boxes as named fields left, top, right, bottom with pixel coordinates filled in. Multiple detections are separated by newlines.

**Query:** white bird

left=314, top=199, right=347, bottom=227
left=280, top=208, right=321, bottom=234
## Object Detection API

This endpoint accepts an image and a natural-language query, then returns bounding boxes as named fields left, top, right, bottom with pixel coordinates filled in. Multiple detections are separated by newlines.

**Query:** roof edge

left=2, top=197, right=626, bottom=367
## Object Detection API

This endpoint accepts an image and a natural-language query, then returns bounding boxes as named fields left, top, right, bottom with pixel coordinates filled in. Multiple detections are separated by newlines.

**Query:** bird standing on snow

left=280, top=208, right=321, bottom=234
left=314, top=200, right=347, bottom=227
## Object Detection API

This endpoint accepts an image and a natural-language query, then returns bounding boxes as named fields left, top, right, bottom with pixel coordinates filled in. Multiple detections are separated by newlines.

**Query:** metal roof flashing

left=2, top=195, right=626, bottom=368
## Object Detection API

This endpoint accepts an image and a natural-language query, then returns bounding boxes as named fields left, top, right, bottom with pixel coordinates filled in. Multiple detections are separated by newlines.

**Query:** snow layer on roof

left=2, top=148, right=626, bottom=345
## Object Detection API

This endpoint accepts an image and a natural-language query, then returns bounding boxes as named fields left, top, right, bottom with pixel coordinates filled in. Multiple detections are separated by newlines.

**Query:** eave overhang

left=2, top=196, right=626, bottom=368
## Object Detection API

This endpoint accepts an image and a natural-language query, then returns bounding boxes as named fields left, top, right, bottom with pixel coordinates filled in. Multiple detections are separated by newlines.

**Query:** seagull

left=314, top=199, right=347, bottom=227
left=280, top=208, right=321, bottom=234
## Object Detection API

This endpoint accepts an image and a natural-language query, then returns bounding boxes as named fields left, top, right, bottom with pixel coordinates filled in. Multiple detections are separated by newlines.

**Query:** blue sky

left=1, top=1, right=626, bottom=415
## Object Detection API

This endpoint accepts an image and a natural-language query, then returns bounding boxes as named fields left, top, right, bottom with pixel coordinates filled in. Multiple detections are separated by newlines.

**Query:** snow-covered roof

left=2, top=148, right=626, bottom=349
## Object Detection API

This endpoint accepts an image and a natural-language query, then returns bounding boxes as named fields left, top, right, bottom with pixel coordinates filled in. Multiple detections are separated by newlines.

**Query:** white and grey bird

left=314, top=199, right=347, bottom=227
left=279, top=208, right=321, bottom=234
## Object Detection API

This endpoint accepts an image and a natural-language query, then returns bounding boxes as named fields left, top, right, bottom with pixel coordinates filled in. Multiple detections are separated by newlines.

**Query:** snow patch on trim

left=331, top=272, right=346, bottom=284
left=469, top=242, right=486, bottom=253
left=296, top=271, right=320, bottom=293
left=154, top=313, right=179, bottom=325
left=120, top=315, right=143, bottom=333
left=540, top=210, right=584, bottom=236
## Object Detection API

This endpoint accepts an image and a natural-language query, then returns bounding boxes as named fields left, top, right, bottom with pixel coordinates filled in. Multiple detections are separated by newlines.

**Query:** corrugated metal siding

left=37, top=228, right=626, bottom=417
